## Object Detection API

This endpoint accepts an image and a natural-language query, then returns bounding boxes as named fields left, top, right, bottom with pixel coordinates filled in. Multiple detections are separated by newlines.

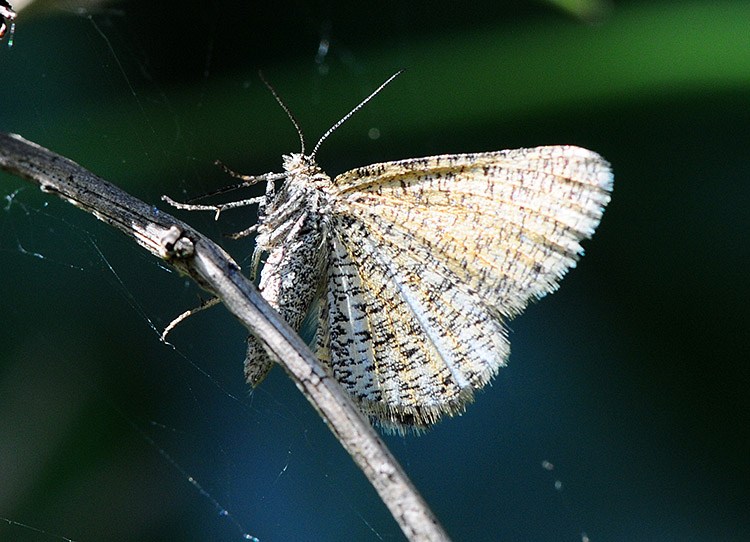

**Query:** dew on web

left=15, top=237, right=46, bottom=261
left=540, top=458, right=594, bottom=540
left=271, top=448, right=293, bottom=486
left=3, top=187, right=21, bottom=211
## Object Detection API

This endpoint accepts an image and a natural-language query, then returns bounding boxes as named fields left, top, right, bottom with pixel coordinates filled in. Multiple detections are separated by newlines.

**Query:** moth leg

left=161, top=296, right=221, bottom=342
left=226, top=224, right=260, bottom=240
left=162, top=194, right=265, bottom=221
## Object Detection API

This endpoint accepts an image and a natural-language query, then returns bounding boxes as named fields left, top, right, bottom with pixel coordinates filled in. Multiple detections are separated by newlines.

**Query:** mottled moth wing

left=317, top=145, right=612, bottom=430
left=244, top=216, right=328, bottom=386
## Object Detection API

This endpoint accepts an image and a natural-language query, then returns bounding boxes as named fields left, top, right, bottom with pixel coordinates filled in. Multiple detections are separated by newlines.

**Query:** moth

left=166, top=72, right=612, bottom=431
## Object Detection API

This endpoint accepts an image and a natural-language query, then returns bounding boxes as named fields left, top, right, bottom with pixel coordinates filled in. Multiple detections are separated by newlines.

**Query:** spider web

left=0, top=3, right=600, bottom=541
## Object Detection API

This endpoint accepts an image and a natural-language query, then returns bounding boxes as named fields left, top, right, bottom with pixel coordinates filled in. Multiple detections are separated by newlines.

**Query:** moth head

left=282, top=153, right=320, bottom=178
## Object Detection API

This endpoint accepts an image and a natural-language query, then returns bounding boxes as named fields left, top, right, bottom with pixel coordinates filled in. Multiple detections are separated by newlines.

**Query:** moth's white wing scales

left=320, top=219, right=510, bottom=427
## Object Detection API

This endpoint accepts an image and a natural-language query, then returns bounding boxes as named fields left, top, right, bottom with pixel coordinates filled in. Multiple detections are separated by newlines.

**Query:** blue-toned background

left=1, top=1, right=748, bottom=540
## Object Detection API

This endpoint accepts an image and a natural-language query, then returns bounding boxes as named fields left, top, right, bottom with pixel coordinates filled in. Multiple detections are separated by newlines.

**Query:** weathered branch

left=0, top=131, right=450, bottom=542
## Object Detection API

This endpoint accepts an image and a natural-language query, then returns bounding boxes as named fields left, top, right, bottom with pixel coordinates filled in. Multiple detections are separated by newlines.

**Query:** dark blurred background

left=1, top=1, right=748, bottom=541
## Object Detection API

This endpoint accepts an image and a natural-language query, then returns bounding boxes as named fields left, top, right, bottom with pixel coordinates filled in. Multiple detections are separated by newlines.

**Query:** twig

left=0, top=131, right=451, bottom=542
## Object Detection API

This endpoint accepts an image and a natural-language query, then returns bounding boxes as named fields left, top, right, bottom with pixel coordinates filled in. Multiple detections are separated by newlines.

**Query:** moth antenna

left=310, top=69, right=404, bottom=159
left=259, top=70, right=306, bottom=155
